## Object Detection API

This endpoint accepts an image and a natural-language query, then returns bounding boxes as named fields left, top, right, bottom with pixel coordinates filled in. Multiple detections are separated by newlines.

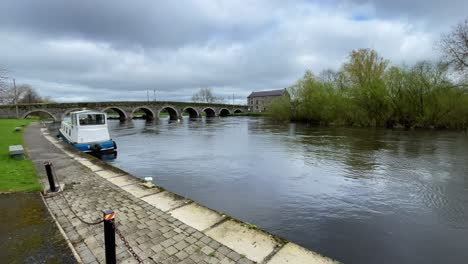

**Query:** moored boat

left=58, top=110, right=117, bottom=153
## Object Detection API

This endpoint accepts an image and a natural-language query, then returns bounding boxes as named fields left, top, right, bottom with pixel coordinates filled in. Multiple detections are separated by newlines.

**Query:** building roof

left=247, top=89, right=286, bottom=98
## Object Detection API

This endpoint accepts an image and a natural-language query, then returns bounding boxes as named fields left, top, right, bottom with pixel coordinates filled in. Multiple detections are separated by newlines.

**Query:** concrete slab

left=62, top=151, right=77, bottom=158
left=205, top=220, right=280, bottom=263
left=141, top=191, right=186, bottom=212
left=169, top=203, right=225, bottom=231
left=9, top=145, right=24, bottom=156
left=66, top=153, right=79, bottom=159
left=95, top=170, right=123, bottom=179
left=73, top=157, right=88, bottom=162
left=86, top=165, right=103, bottom=172
left=121, top=183, right=161, bottom=198
left=77, top=159, right=94, bottom=167
left=267, top=243, right=338, bottom=264
left=106, top=175, right=139, bottom=187
left=45, top=135, right=60, bottom=143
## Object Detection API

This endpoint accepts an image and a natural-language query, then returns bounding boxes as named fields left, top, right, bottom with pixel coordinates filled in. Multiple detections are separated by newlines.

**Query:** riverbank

left=0, top=119, right=41, bottom=192
left=0, top=119, right=75, bottom=263
left=25, top=122, right=338, bottom=263
left=232, top=112, right=268, bottom=117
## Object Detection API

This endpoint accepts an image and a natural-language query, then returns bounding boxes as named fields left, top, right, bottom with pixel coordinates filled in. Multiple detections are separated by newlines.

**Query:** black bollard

left=103, top=209, right=116, bottom=264
left=44, top=162, right=58, bottom=192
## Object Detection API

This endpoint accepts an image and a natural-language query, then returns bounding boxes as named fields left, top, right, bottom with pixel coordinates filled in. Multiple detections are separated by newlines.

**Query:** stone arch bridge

left=0, top=101, right=248, bottom=121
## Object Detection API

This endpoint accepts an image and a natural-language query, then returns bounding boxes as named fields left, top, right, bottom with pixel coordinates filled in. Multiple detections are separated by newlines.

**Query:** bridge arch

left=234, top=109, right=243, bottom=114
left=183, top=107, right=200, bottom=118
left=219, top=108, right=231, bottom=117
left=158, top=105, right=179, bottom=120
left=203, top=107, right=216, bottom=118
left=131, top=106, right=155, bottom=120
left=22, top=109, right=57, bottom=121
left=101, top=107, right=127, bottom=120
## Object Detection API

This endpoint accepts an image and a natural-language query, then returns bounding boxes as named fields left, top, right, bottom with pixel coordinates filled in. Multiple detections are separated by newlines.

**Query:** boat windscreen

left=79, top=114, right=106, bottom=125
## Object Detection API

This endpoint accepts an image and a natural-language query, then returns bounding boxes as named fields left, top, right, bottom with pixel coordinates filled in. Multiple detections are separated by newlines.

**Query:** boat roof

left=70, top=110, right=106, bottom=115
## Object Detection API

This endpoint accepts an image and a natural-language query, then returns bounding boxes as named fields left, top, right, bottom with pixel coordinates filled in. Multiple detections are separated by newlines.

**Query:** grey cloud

left=343, top=0, right=468, bottom=29
left=0, top=0, right=465, bottom=103
left=0, top=0, right=274, bottom=49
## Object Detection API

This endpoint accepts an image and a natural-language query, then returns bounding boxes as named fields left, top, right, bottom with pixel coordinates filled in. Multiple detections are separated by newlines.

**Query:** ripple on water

left=102, top=118, right=468, bottom=264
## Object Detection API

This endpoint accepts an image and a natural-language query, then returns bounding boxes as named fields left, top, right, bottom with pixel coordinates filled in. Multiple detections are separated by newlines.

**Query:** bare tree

left=192, top=87, right=223, bottom=103
left=0, top=67, right=9, bottom=103
left=0, top=68, right=7, bottom=87
left=0, top=83, right=45, bottom=105
left=17, top=84, right=43, bottom=104
left=439, top=19, right=468, bottom=77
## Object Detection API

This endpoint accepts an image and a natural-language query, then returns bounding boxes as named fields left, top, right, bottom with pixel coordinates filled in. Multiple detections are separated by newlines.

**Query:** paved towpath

left=24, top=122, right=254, bottom=264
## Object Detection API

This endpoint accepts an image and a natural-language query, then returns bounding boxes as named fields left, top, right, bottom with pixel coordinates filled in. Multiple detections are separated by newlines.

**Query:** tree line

left=0, top=69, right=51, bottom=105
left=269, top=20, right=468, bottom=129
left=0, top=82, right=51, bottom=105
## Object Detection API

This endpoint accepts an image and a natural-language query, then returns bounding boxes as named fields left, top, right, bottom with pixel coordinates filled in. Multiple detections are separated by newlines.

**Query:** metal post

left=103, top=209, right=116, bottom=264
left=43, top=161, right=58, bottom=192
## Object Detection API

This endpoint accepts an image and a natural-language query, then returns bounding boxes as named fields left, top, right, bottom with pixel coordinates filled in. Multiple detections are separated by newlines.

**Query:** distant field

left=0, top=119, right=41, bottom=192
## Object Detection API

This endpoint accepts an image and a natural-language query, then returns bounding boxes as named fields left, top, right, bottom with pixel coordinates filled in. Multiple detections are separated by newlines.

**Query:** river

left=104, top=117, right=467, bottom=263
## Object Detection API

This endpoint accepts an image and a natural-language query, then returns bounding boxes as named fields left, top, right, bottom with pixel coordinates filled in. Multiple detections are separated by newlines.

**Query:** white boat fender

left=142, top=177, right=156, bottom=188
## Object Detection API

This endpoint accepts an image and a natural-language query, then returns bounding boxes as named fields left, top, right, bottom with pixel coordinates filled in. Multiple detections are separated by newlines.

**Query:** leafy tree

left=343, top=48, right=390, bottom=126
left=268, top=94, right=291, bottom=122
left=343, top=48, right=389, bottom=88
left=268, top=51, right=468, bottom=129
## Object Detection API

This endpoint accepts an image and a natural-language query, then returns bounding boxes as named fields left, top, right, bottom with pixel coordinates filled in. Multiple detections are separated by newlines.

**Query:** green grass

left=0, top=119, right=42, bottom=192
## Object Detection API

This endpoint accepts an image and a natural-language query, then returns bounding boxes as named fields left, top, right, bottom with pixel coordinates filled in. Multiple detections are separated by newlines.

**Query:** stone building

left=247, top=89, right=288, bottom=112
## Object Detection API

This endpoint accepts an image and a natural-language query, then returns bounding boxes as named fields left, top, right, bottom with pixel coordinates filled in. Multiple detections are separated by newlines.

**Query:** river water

left=104, top=117, right=467, bottom=264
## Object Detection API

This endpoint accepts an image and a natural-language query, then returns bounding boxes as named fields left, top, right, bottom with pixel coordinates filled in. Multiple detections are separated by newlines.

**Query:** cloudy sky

left=0, top=0, right=466, bottom=103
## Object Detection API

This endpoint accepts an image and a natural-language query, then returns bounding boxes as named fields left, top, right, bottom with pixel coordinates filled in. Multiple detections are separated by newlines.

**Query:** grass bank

left=0, top=119, right=42, bottom=192
left=232, top=112, right=268, bottom=117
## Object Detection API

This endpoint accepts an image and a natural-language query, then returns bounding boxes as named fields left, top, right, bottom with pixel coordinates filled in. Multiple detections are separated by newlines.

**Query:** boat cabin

left=60, top=110, right=111, bottom=144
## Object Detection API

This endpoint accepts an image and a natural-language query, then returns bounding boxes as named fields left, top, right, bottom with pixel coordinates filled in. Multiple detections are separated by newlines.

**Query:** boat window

left=71, top=114, right=77, bottom=126
left=79, top=114, right=106, bottom=126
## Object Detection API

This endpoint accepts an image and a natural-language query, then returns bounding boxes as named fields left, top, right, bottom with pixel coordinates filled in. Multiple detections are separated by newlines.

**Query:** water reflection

left=104, top=117, right=468, bottom=264
left=91, top=151, right=118, bottom=161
